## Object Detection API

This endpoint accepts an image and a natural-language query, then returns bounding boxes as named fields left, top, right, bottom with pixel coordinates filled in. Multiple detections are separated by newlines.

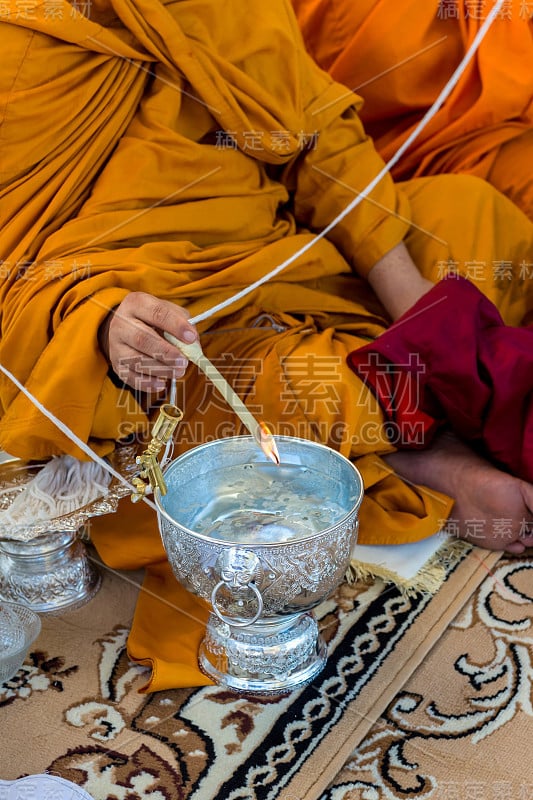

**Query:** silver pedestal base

left=0, top=530, right=100, bottom=613
left=199, top=612, right=327, bottom=693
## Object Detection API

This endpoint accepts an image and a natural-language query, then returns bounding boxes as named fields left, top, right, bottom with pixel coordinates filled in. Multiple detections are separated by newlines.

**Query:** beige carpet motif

left=0, top=546, right=519, bottom=800
left=321, top=557, right=533, bottom=799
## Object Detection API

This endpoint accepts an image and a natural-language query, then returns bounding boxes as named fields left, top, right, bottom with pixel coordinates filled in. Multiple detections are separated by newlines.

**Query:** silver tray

left=0, top=445, right=139, bottom=542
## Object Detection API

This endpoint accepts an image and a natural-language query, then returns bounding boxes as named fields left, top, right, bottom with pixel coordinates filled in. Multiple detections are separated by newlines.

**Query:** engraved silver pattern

left=156, top=435, right=363, bottom=692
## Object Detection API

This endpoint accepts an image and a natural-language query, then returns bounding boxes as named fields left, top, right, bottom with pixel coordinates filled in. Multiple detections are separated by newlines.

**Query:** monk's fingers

left=505, top=540, right=527, bottom=555
left=116, top=293, right=198, bottom=350
left=113, top=348, right=188, bottom=393
left=505, top=531, right=533, bottom=554
left=517, top=528, right=533, bottom=548
left=109, top=316, right=190, bottom=372
left=110, top=315, right=182, bottom=362
left=126, top=373, right=169, bottom=394
left=124, top=354, right=185, bottom=379
left=504, top=521, right=533, bottom=555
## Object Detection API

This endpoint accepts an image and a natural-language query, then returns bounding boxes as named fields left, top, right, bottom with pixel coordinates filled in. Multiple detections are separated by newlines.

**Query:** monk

left=1, top=0, right=532, bottom=688
left=292, top=0, right=533, bottom=219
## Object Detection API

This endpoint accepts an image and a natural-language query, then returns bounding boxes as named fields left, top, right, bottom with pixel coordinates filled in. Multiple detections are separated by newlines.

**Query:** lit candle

left=164, top=334, right=279, bottom=464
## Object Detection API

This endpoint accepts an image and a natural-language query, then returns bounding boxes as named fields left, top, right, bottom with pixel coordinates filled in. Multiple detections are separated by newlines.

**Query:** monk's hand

left=98, top=292, right=198, bottom=393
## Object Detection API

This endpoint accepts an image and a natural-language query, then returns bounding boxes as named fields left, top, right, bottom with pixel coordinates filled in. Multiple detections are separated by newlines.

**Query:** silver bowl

left=156, top=436, right=363, bottom=693
left=0, top=601, right=41, bottom=683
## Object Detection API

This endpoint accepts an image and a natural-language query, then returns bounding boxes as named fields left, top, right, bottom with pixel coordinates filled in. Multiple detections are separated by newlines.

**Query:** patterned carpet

left=321, top=555, right=533, bottom=800
left=2, top=545, right=530, bottom=800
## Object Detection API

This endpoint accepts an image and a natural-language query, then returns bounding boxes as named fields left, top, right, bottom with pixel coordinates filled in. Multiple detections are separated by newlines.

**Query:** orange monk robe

left=292, top=0, right=533, bottom=218
left=1, top=0, right=532, bottom=690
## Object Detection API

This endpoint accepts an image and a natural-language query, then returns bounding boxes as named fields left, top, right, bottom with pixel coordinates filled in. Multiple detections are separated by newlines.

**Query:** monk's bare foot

left=383, top=431, right=533, bottom=554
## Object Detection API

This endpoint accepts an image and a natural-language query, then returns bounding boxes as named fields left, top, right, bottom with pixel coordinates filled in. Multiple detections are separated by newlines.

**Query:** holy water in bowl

left=162, top=461, right=356, bottom=544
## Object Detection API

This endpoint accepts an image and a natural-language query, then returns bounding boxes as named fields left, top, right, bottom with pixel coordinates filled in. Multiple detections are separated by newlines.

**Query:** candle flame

left=256, top=422, right=280, bottom=465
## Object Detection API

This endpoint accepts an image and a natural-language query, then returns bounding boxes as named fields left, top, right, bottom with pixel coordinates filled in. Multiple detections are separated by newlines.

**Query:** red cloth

left=347, top=276, right=533, bottom=482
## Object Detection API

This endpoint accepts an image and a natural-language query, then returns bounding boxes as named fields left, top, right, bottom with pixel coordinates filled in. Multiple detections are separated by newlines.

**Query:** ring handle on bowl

left=211, top=580, right=264, bottom=627
left=211, top=547, right=264, bottom=628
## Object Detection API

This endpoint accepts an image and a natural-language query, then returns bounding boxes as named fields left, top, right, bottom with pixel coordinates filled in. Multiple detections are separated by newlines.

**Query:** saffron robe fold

left=1, top=0, right=532, bottom=689
left=292, top=0, right=533, bottom=218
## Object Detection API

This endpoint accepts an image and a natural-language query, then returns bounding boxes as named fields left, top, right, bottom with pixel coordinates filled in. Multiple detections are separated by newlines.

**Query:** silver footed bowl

left=0, top=445, right=138, bottom=613
left=156, top=435, right=363, bottom=693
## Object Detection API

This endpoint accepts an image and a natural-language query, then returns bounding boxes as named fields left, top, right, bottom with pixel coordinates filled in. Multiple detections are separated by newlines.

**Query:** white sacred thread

left=0, top=455, right=111, bottom=536
left=0, top=0, right=505, bottom=483
left=0, top=362, right=158, bottom=513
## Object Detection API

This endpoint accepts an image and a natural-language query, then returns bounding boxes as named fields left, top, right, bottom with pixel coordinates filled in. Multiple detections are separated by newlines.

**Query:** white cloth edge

left=352, top=532, right=446, bottom=581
